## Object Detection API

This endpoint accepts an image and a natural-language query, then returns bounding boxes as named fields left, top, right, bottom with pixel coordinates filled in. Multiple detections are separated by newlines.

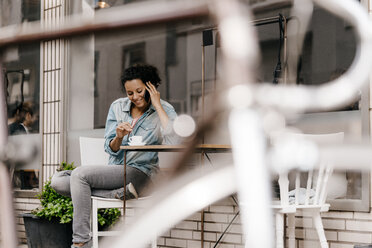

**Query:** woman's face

left=124, top=79, right=149, bottom=109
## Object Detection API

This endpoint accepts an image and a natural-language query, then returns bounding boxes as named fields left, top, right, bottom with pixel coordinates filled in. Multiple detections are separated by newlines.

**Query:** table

left=120, top=144, right=231, bottom=246
left=120, top=144, right=231, bottom=152
left=120, top=144, right=232, bottom=203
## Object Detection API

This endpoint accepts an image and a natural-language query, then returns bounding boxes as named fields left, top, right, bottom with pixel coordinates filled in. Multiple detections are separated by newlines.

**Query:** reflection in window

left=122, top=43, right=146, bottom=70
left=346, top=171, right=362, bottom=199
left=255, top=7, right=364, bottom=209
left=4, top=43, right=40, bottom=135
left=1, top=1, right=41, bottom=192
left=1, top=1, right=41, bottom=136
left=13, top=170, right=39, bottom=190
left=0, top=0, right=40, bottom=27
left=93, top=20, right=199, bottom=128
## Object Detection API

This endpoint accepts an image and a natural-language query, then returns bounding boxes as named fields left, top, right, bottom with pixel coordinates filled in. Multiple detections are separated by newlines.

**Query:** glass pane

left=0, top=0, right=41, bottom=27
left=4, top=43, right=40, bottom=135
left=255, top=5, right=365, bottom=207
left=93, top=17, right=212, bottom=129
left=1, top=1, right=41, bottom=191
left=13, top=169, right=40, bottom=190
left=1, top=0, right=41, bottom=136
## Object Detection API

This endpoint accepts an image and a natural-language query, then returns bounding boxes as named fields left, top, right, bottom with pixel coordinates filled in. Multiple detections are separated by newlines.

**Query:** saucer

left=128, top=142, right=146, bottom=146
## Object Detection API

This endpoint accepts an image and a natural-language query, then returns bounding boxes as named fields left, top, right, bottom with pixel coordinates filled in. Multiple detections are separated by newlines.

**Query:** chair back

left=79, top=137, right=109, bottom=166
left=278, top=132, right=344, bottom=208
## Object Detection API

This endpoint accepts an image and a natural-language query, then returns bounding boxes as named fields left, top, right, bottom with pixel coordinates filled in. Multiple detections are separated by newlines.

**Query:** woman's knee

left=70, top=166, right=89, bottom=183
left=50, top=171, right=71, bottom=197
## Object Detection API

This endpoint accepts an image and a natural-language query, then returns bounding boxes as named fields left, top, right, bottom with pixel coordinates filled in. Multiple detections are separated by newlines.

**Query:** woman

left=51, top=64, right=179, bottom=248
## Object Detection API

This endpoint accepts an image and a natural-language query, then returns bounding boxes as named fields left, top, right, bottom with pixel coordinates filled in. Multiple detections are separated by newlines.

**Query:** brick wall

left=157, top=197, right=372, bottom=248
left=158, top=196, right=243, bottom=248
left=13, top=194, right=372, bottom=247
left=14, top=197, right=40, bottom=244
left=281, top=210, right=372, bottom=248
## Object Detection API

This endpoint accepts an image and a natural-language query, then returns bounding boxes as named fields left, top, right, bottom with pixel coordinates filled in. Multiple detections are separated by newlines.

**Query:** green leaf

left=32, top=161, right=121, bottom=229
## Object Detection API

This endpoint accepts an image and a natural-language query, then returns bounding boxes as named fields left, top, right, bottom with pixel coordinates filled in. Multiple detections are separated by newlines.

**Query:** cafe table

left=119, top=144, right=232, bottom=245
left=119, top=144, right=232, bottom=202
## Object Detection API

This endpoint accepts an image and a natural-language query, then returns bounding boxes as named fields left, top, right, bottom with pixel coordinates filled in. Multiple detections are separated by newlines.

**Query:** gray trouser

left=50, top=165, right=150, bottom=243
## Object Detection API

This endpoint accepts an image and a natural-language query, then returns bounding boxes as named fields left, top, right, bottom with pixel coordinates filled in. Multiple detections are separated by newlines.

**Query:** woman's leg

left=49, top=169, right=119, bottom=199
left=50, top=170, right=72, bottom=197
left=110, top=167, right=151, bottom=200
left=70, top=165, right=150, bottom=243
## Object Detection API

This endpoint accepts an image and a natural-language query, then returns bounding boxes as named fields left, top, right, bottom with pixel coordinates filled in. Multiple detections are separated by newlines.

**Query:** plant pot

left=22, top=213, right=73, bottom=248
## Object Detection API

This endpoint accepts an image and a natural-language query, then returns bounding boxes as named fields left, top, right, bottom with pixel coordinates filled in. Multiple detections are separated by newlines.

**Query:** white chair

left=273, top=132, right=344, bottom=248
left=79, top=137, right=123, bottom=248
left=79, top=137, right=157, bottom=248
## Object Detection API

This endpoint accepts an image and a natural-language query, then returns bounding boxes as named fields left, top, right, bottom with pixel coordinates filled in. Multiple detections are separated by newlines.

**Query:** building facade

left=2, top=0, right=372, bottom=247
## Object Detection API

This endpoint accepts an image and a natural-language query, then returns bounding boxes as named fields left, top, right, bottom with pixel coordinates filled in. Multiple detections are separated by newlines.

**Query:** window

left=255, top=6, right=367, bottom=211
left=5, top=58, right=40, bottom=136
left=1, top=0, right=41, bottom=192
left=92, top=21, right=204, bottom=129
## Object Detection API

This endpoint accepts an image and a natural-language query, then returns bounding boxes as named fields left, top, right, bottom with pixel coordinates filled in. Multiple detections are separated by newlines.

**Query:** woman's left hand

left=146, top=81, right=169, bottom=129
left=145, top=82, right=161, bottom=109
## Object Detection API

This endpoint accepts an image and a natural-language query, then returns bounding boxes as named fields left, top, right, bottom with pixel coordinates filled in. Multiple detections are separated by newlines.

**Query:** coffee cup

left=129, top=136, right=143, bottom=145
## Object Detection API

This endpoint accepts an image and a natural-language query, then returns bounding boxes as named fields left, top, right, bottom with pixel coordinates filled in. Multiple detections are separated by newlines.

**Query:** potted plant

left=23, top=162, right=121, bottom=248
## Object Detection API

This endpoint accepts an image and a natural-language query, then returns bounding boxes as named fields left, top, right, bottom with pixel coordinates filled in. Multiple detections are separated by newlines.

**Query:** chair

left=273, top=132, right=344, bottom=248
left=79, top=137, right=122, bottom=248
left=79, top=137, right=156, bottom=248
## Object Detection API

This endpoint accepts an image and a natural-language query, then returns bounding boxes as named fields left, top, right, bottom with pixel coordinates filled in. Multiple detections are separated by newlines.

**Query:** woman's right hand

left=116, top=122, right=133, bottom=139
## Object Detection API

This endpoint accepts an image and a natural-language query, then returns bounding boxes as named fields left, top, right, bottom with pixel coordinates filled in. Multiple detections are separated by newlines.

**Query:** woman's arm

left=146, top=81, right=181, bottom=144
left=104, top=101, right=131, bottom=155
left=145, top=82, right=169, bottom=129
left=110, top=122, right=132, bottom=152
left=109, top=136, right=123, bottom=152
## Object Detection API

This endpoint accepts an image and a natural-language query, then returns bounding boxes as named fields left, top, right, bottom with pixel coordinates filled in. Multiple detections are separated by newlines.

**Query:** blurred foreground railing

left=1, top=0, right=372, bottom=247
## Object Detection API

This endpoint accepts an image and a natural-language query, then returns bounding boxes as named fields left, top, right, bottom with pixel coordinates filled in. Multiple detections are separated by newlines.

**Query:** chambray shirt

left=104, top=97, right=179, bottom=176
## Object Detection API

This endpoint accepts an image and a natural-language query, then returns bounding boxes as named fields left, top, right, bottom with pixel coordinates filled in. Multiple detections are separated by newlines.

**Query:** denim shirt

left=104, top=97, right=179, bottom=176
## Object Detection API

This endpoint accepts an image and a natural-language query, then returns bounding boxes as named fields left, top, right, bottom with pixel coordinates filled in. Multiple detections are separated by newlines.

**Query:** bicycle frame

left=105, top=0, right=372, bottom=247
left=1, top=0, right=372, bottom=247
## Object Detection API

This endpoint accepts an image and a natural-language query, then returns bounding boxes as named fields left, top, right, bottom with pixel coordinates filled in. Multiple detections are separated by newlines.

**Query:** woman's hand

left=116, top=122, right=132, bottom=139
left=145, top=82, right=161, bottom=109
left=110, top=122, right=132, bottom=152
left=146, top=81, right=170, bottom=129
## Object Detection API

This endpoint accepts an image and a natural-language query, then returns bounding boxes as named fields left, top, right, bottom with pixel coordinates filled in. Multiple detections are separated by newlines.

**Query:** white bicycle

left=1, top=0, right=372, bottom=248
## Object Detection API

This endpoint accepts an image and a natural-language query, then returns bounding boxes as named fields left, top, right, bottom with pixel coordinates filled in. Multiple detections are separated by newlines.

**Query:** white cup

left=129, top=136, right=143, bottom=145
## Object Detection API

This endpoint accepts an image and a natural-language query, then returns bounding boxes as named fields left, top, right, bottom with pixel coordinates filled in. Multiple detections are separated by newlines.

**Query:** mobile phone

left=144, top=89, right=151, bottom=103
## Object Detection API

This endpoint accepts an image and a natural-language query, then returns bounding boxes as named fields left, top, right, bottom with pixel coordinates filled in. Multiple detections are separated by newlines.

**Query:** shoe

left=114, top=183, right=138, bottom=200
left=128, top=182, right=139, bottom=199
left=71, top=239, right=92, bottom=248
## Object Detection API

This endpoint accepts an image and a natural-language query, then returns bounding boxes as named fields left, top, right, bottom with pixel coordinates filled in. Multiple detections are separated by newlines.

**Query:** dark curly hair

left=121, top=64, right=161, bottom=89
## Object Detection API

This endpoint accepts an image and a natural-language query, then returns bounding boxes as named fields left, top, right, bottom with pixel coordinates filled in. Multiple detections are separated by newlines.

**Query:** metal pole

left=282, top=16, right=288, bottom=85
left=200, top=151, right=205, bottom=248
left=123, top=151, right=127, bottom=215
left=200, top=40, right=206, bottom=248
left=214, top=32, right=219, bottom=92
left=0, top=1, right=209, bottom=48
left=253, top=16, right=283, bottom=26
left=201, top=45, right=205, bottom=132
